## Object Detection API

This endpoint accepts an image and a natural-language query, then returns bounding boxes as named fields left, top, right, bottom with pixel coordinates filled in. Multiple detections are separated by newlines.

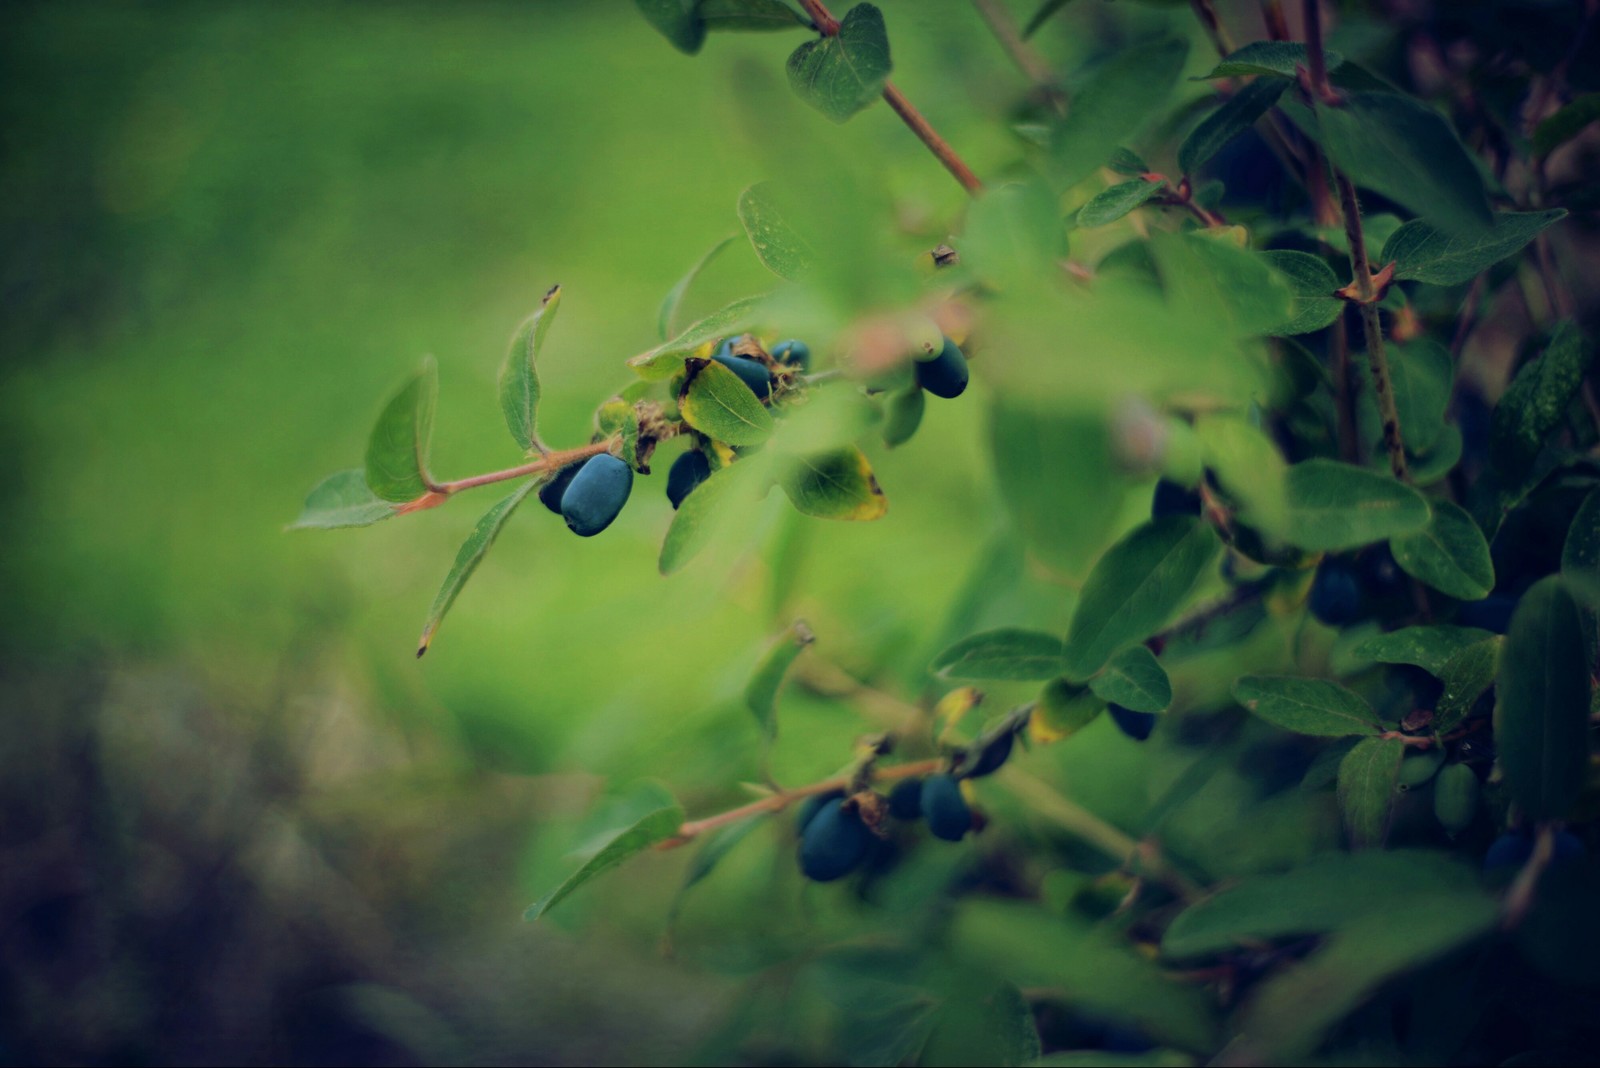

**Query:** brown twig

left=392, top=439, right=620, bottom=515
left=1260, top=0, right=1290, bottom=40
left=1335, top=173, right=1409, bottom=482
left=1190, top=0, right=1237, bottom=56
left=969, top=0, right=1061, bottom=102
left=798, top=0, right=985, bottom=196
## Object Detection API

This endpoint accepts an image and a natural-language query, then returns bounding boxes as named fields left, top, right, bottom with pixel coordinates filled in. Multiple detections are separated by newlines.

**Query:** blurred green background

left=0, top=2, right=1075, bottom=1062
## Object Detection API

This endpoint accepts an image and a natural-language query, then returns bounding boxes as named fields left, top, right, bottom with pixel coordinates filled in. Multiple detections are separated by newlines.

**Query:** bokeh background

left=0, top=3, right=1049, bottom=1063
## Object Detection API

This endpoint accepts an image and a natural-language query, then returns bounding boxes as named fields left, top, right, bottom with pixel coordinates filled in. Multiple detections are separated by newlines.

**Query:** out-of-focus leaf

left=1390, top=499, right=1493, bottom=601
left=700, top=0, right=806, bottom=32
left=1489, top=321, right=1593, bottom=476
left=416, top=481, right=537, bottom=657
left=634, top=0, right=707, bottom=54
left=1351, top=624, right=1495, bottom=675
left=1195, top=413, right=1288, bottom=536
left=500, top=285, right=559, bottom=453
left=658, top=235, right=738, bottom=341
left=1382, top=210, right=1566, bottom=286
left=1051, top=37, right=1189, bottom=189
left=964, top=180, right=1068, bottom=290
left=1279, top=459, right=1429, bottom=551
left=1495, top=576, right=1591, bottom=820
left=1196, top=41, right=1338, bottom=80
left=1432, top=636, right=1500, bottom=734
left=664, top=815, right=762, bottom=931
left=1021, top=0, right=1079, bottom=39
left=777, top=446, right=886, bottom=520
left=1179, top=78, right=1288, bottom=175
left=290, top=470, right=396, bottom=530
left=990, top=402, right=1122, bottom=579
left=1261, top=250, right=1343, bottom=336
left=1311, top=91, right=1491, bottom=236
left=1337, top=736, right=1404, bottom=848
left=1064, top=517, right=1220, bottom=678
left=786, top=3, right=891, bottom=123
left=678, top=357, right=774, bottom=446
left=1089, top=645, right=1171, bottom=713
left=365, top=357, right=438, bottom=503
left=1386, top=339, right=1453, bottom=453
left=1562, top=488, right=1600, bottom=608
left=1031, top=678, right=1106, bottom=743
left=1533, top=93, right=1600, bottom=157
left=882, top=384, right=924, bottom=447
left=1432, top=763, right=1480, bottom=835
left=524, top=786, right=685, bottom=921
left=745, top=621, right=813, bottom=739
left=629, top=294, right=767, bottom=380
left=659, top=456, right=769, bottom=575
left=1076, top=179, right=1165, bottom=229
left=1160, top=232, right=1295, bottom=339
left=919, top=979, right=1041, bottom=1068
left=1232, top=675, right=1380, bottom=737
left=933, top=628, right=1068, bottom=681
left=738, top=182, right=815, bottom=282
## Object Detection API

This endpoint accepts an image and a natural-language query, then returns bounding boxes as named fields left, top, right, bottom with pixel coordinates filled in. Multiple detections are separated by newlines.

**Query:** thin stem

left=1260, top=0, right=1290, bottom=40
left=798, top=0, right=985, bottom=197
left=1302, top=0, right=1330, bottom=98
left=434, top=440, right=615, bottom=497
left=1330, top=314, right=1360, bottom=463
left=1336, top=172, right=1410, bottom=481
left=658, top=758, right=944, bottom=848
left=1190, top=0, right=1237, bottom=56
left=969, top=0, right=1059, bottom=93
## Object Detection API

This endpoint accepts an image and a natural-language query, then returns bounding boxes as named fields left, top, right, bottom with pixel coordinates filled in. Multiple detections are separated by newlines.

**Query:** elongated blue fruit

left=712, top=352, right=774, bottom=400
left=1109, top=704, right=1156, bottom=741
left=665, top=449, right=711, bottom=510
left=538, top=461, right=583, bottom=515
left=772, top=339, right=811, bottom=371
left=1309, top=556, right=1363, bottom=626
left=798, top=797, right=871, bottom=881
left=963, top=730, right=1014, bottom=779
left=560, top=453, right=633, bottom=537
left=915, top=337, right=969, bottom=399
left=922, top=773, right=972, bottom=841
left=888, top=778, right=923, bottom=820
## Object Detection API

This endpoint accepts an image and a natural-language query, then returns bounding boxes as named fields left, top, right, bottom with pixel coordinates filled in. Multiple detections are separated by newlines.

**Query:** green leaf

left=1351, top=624, right=1495, bottom=675
left=594, top=398, right=641, bottom=470
left=1389, top=499, right=1494, bottom=601
left=964, top=181, right=1068, bottom=290
left=658, top=235, right=738, bottom=341
left=1194, top=413, right=1288, bottom=536
left=1261, top=250, right=1342, bottom=336
left=932, top=628, right=1068, bottom=681
left=500, top=285, right=559, bottom=454
left=1337, top=736, right=1404, bottom=849
left=1432, top=762, right=1480, bottom=835
left=1408, top=423, right=1463, bottom=486
left=1311, top=91, right=1491, bottom=237
left=1178, top=77, right=1289, bottom=175
left=1064, top=517, right=1221, bottom=679
left=1196, top=41, right=1339, bottom=80
left=1163, top=233, right=1294, bottom=339
left=524, top=789, right=685, bottom=921
left=1108, top=146, right=1149, bottom=175
left=778, top=446, right=887, bottom=520
left=1495, top=576, right=1591, bottom=821
left=1489, top=321, right=1594, bottom=476
left=1562, top=488, right=1600, bottom=609
left=1162, top=850, right=1482, bottom=960
left=920, top=979, right=1041, bottom=1068
left=1031, top=679, right=1106, bottom=743
left=1386, top=338, right=1453, bottom=453
left=1382, top=210, right=1566, bottom=286
left=634, top=0, right=706, bottom=54
left=678, top=357, right=775, bottom=446
left=785, top=3, right=891, bottom=123
left=882, top=383, right=924, bottom=447
left=416, top=480, right=537, bottom=658
left=364, top=358, right=437, bottom=503
left=1021, top=0, right=1078, bottom=39
left=629, top=294, right=767, bottom=380
left=1089, top=645, right=1171, bottom=713
left=1232, top=675, right=1380, bottom=737
left=1533, top=92, right=1600, bottom=157
left=659, top=456, right=767, bottom=576
left=745, top=620, right=814, bottom=739
left=737, top=182, right=816, bottom=282
left=1076, top=178, right=1165, bottom=228
left=989, top=403, right=1122, bottom=579
left=1051, top=37, right=1189, bottom=189
left=665, top=816, right=762, bottom=930
left=289, top=470, right=397, bottom=530
left=1433, top=637, right=1501, bottom=734
left=699, top=0, right=807, bottom=32
left=1279, top=458, right=1429, bottom=551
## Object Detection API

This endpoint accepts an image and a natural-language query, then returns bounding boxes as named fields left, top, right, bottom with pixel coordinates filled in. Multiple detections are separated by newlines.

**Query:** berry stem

left=796, top=0, right=985, bottom=197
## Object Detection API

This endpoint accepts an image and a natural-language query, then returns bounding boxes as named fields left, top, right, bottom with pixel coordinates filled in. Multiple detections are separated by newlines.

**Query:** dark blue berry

left=921, top=774, right=972, bottom=842
left=665, top=449, right=711, bottom=510
left=711, top=352, right=774, bottom=400
left=888, top=779, right=923, bottom=821
left=1484, top=831, right=1534, bottom=870
left=795, top=789, right=845, bottom=833
left=1554, top=830, right=1587, bottom=863
left=560, top=453, right=633, bottom=537
left=1457, top=593, right=1518, bottom=635
left=914, top=337, right=969, bottom=399
left=962, top=730, right=1014, bottom=779
left=1309, top=556, right=1364, bottom=627
left=772, top=339, right=811, bottom=371
left=1108, top=704, right=1156, bottom=741
left=1151, top=478, right=1202, bottom=519
left=538, top=461, right=583, bottom=515
left=798, top=797, right=872, bottom=881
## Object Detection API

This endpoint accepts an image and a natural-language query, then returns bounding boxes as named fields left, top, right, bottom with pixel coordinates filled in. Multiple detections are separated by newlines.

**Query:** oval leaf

left=290, top=470, right=397, bottom=530
left=1232, top=675, right=1380, bottom=737
left=785, top=3, right=891, bottom=124
left=932, top=628, right=1068, bottom=681
left=1562, top=488, right=1600, bottom=609
left=365, top=357, right=437, bottom=503
left=500, top=285, right=559, bottom=453
left=1351, top=624, right=1495, bottom=675
left=745, top=620, right=814, bottom=740
left=1076, top=178, right=1164, bottom=229
left=1433, top=636, right=1501, bottom=734
left=1382, top=210, right=1566, bottom=287
left=1196, top=42, right=1338, bottom=80
left=1064, top=517, right=1221, bottom=679
left=1389, top=499, right=1494, bottom=601
left=1178, top=77, right=1289, bottom=176
left=778, top=446, right=886, bottom=520
left=738, top=182, right=816, bottom=282
left=1088, top=644, right=1172, bottom=713
left=1488, top=321, right=1594, bottom=477
left=634, top=0, right=706, bottom=54
left=417, top=480, right=537, bottom=657
left=1261, top=250, right=1343, bottom=336
left=678, top=357, right=775, bottom=446
left=1337, top=736, right=1404, bottom=849
left=629, top=294, right=767, bottom=380
left=1494, top=576, right=1591, bottom=821
left=659, top=457, right=767, bottom=576
left=1279, top=458, right=1429, bottom=551
left=524, top=793, right=686, bottom=921
left=1050, top=37, right=1189, bottom=189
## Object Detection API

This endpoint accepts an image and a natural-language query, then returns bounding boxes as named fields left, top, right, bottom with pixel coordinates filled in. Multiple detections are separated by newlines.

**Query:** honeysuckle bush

left=297, top=0, right=1600, bottom=1063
